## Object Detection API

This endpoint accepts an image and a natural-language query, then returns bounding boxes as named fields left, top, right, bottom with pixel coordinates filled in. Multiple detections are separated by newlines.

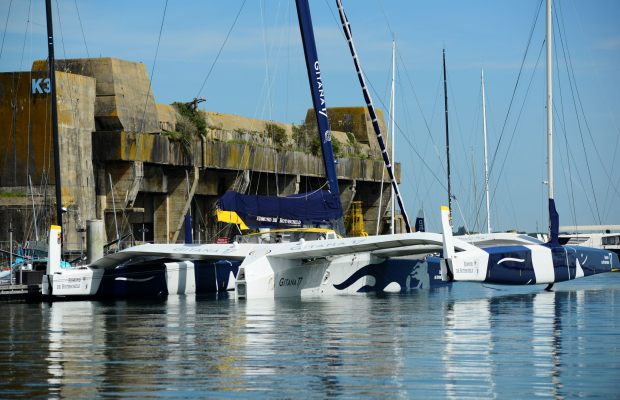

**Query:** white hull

left=42, top=267, right=104, bottom=296
left=236, top=253, right=437, bottom=300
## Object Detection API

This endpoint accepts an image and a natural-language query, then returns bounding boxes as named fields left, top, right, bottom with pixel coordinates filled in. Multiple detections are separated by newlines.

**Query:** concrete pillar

left=154, top=194, right=170, bottom=243
left=279, top=174, right=300, bottom=197
left=339, top=179, right=357, bottom=215
left=86, top=220, right=104, bottom=264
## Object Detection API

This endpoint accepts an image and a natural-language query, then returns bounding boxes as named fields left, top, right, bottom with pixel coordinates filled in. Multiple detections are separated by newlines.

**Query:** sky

left=1, top=0, right=619, bottom=234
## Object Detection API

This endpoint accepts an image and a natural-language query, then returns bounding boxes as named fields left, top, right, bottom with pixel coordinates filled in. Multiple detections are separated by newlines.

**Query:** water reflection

left=45, top=301, right=107, bottom=399
left=443, top=296, right=494, bottom=399
left=0, top=275, right=618, bottom=399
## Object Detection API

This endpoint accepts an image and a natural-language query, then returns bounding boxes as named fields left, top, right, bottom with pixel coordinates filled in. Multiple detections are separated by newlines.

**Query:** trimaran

left=41, top=0, right=616, bottom=299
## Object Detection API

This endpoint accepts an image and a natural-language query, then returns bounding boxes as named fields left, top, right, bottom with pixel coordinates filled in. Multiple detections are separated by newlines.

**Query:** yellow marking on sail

left=216, top=210, right=249, bottom=230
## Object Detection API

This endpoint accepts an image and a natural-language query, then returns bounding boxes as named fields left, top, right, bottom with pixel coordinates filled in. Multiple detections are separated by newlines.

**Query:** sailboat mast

left=481, top=67, right=491, bottom=234
left=390, top=40, right=395, bottom=234
left=443, top=49, right=452, bottom=217
left=45, top=0, right=63, bottom=238
left=546, top=0, right=554, bottom=214
left=472, top=148, right=478, bottom=233
left=295, top=0, right=345, bottom=237
left=546, top=0, right=560, bottom=246
left=335, top=0, right=411, bottom=233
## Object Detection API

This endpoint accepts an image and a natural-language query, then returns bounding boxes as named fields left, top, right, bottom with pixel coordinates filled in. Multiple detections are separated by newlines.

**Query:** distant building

left=0, top=58, right=404, bottom=254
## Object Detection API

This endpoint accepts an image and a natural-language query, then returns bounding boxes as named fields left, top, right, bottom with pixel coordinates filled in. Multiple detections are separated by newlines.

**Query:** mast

left=335, top=0, right=412, bottom=233
left=45, top=0, right=63, bottom=245
left=546, top=0, right=559, bottom=246
left=481, top=67, right=491, bottom=233
left=295, top=0, right=345, bottom=237
left=472, top=148, right=478, bottom=233
left=390, top=40, right=395, bottom=234
left=443, top=49, right=452, bottom=218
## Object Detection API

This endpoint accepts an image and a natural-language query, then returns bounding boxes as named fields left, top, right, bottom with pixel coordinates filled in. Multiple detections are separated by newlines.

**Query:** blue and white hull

left=236, top=253, right=447, bottom=300
left=94, top=260, right=240, bottom=297
left=447, top=244, right=617, bottom=286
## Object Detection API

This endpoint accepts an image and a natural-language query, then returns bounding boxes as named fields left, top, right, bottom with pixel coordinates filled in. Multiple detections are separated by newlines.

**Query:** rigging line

left=553, top=110, right=578, bottom=227
left=365, top=72, right=448, bottom=193
left=487, top=0, right=544, bottom=181
left=0, top=0, right=12, bottom=61
left=286, top=2, right=291, bottom=123
left=0, top=0, right=14, bottom=193
left=54, top=0, right=68, bottom=62
left=466, top=84, right=483, bottom=154
left=556, top=1, right=602, bottom=225
left=268, top=0, right=290, bottom=196
left=55, top=0, right=87, bottom=232
left=74, top=0, right=91, bottom=63
left=328, top=1, right=444, bottom=201
left=569, top=1, right=620, bottom=220
left=487, top=40, right=546, bottom=225
left=469, top=92, right=484, bottom=229
left=118, top=0, right=169, bottom=243
left=559, top=3, right=620, bottom=220
left=397, top=67, right=427, bottom=209
left=232, top=76, right=268, bottom=193
left=552, top=12, right=577, bottom=228
left=553, top=102, right=599, bottom=223
left=376, top=0, right=395, bottom=39
left=446, top=68, right=471, bottom=217
left=26, top=0, right=33, bottom=184
left=453, top=197, right=470, bottom=236
left=569, top=0, right=619, bottom=137
left=396, top=66, right=436, bottom=229
left=320, top=3, right=448, bottom=206
left=395, top=44, right=446, bottom=177
left=255, top=0, right=270, bottom=196
left=327, top=0, right=447, bottom=197
left=196, top=0, right=247, bottom=98
left=494, top=110, right=543, bottom=232
left=7, top=0, right=33, bottom=186
left=428, top=69, right=444, bottom=131
left=382, top=50, right=393, bottom=109
left=255, top=0, right=286, bottom=196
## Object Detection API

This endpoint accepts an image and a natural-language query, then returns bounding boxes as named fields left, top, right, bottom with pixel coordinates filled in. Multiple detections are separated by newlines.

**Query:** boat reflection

left=442, top=289, right=572, bottom=399
left=0, top=278, right=617, bottom=399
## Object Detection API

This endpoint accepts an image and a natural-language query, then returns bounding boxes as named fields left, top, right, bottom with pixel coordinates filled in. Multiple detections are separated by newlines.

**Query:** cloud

left=596, top=36, right=620, bottom=50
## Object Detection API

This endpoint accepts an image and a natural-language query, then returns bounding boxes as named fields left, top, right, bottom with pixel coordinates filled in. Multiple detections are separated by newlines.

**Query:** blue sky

left=1, top=0, right=619, bottom=233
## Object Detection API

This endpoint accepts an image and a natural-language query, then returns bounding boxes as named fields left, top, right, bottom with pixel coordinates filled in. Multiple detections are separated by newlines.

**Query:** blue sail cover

left=218, top=190, right=343, bottom=228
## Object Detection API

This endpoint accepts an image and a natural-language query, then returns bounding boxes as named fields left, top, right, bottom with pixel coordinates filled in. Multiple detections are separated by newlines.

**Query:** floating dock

left=0, top=284, right=42, bottom=302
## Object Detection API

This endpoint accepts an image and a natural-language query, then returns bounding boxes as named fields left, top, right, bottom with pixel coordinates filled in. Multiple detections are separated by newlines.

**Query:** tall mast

left=45, top=0, right=63, bottom=240
left=443, top=49, right=452, bottom=218
left=481, top=67, right=491, bottom=234
left=472, top=148, right=479, bottom=233
left=335, top=0, right=411, bottom=233
left=546, top=0, right=559, bottom=246
left=295, top=0, right=345, bottom=237
left=390, top=40, right=395, bottom=234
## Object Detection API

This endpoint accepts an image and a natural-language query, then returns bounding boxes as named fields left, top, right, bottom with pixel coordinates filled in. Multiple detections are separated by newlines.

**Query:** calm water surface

left=1, top=273, right=619, bottom=399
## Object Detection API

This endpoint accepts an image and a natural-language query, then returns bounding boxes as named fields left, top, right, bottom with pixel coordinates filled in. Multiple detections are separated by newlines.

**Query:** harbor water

left=1, top=274, right=619, bottom=399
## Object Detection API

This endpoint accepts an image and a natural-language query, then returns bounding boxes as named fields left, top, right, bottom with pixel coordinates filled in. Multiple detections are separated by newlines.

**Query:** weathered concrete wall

left=304, top=107, right=391, bottom=156
left=33, top=58, right=160, bottom=133
left=0, top=56, right=409, bottom=249
left=0, top=71, right=97, bottom=249
left=204, top=111, right=293, bottom=136
left=157, top=104, right=176, bottom=132
left=92, top=131, right=400, bottom=183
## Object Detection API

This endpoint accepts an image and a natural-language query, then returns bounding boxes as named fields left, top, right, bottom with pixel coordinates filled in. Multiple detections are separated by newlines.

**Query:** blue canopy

left=218, top=190, right=343, bottom=226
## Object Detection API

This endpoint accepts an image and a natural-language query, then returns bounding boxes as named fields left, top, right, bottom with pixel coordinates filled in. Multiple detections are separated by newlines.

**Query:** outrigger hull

left=447, top=244, right=617, bottom=285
